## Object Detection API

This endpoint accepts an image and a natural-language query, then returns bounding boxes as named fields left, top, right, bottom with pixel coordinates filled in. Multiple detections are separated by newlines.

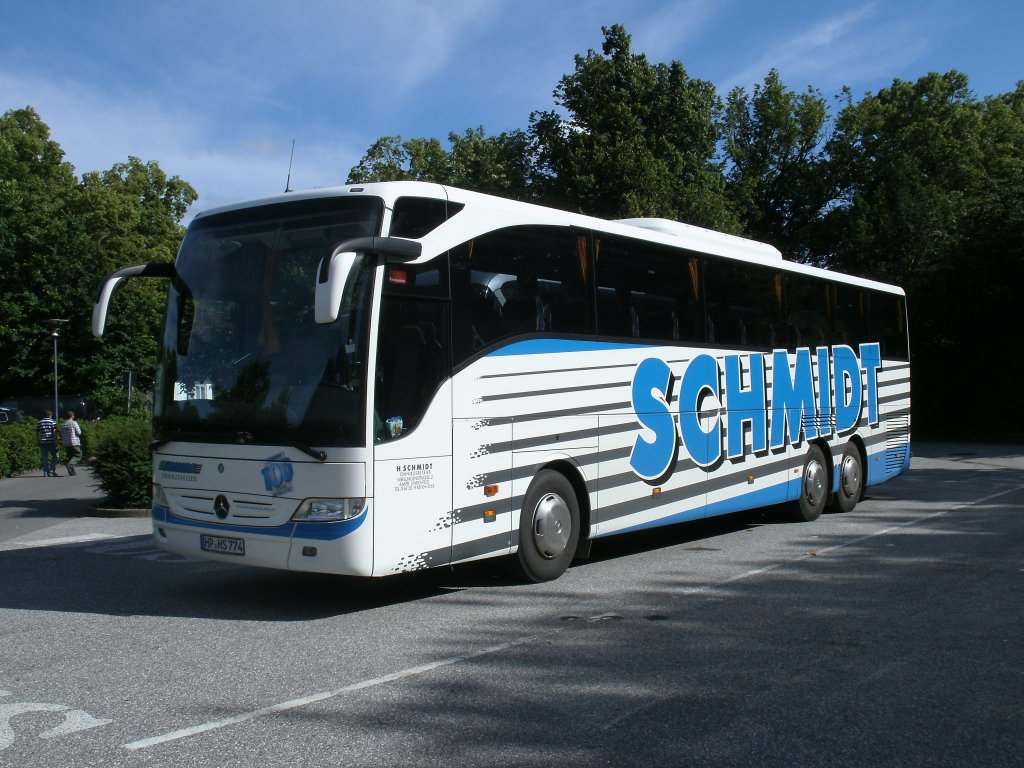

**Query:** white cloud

left=0, top=67, right=364, bottom=221
left=718, top=2, right=932, bottom=94
left=628, top=0, right=721, bottom=62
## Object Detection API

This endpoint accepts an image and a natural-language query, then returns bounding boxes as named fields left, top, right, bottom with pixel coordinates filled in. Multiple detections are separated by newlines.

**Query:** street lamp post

left=43, top=319, right=68, bottom=418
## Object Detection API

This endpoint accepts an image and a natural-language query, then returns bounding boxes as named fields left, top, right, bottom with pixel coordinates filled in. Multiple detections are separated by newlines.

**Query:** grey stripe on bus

left=479, top=379, right=628, bottom=404
left=479, top=360, right=644, bottom=380
left=462, top=401, right=910, bottom=494
left=456, top=404, right=911, bottom=522
left=451, top=531, right=514, bottom=563
left=453, top=423, right=908, bottom=532
left=508, top=400, right=635, bottom=423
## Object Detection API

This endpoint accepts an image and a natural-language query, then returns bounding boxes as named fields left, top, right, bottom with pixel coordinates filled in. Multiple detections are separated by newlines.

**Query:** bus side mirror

left=92, top=263, right=174, bottom=337
left=315, top=237, right=422, bottom=324
left=315, top=248, right=359, bottom=324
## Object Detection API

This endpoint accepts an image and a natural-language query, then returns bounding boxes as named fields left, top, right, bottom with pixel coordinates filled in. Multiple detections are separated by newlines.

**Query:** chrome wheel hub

left=532, top=492, right=571, bottom=559
left=804, top=460, right=827, bottom=508
left=841, top=455, right=860, bottom=497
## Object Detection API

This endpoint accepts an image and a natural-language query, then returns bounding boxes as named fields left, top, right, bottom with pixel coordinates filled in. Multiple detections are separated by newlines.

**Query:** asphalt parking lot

left=0, top=443, right=1022, bottom=767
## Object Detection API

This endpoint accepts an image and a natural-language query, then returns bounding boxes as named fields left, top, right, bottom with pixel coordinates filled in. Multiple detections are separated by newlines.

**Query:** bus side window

left=705, top=258, right=781, bottom=349
left=594, top=235, right=703, bottom=344
left=450, top=226, right=593, bottom=365
left=867, top=291, right=909, bottom=360
left=785, top=274, right=829, bottom=351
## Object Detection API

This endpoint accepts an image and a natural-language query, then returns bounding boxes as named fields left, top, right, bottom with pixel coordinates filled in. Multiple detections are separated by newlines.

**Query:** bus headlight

left=292, top=498, right=366, bottom=522
left=152, top=482, right=169, bottom=508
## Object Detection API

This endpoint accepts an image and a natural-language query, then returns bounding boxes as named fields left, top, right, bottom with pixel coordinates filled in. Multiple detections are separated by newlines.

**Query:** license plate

left=200, top=534, right=245, bottom=556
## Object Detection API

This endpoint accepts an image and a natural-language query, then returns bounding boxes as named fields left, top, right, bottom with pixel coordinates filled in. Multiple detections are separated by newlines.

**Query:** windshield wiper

left=247, top=429, right=328, bottom=462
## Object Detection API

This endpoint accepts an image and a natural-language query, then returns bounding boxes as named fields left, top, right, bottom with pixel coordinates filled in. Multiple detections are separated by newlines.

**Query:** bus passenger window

left=450, top=226, right=593, bottom=366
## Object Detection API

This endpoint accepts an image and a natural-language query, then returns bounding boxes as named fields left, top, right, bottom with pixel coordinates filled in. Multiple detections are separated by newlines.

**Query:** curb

left=91, top=507, right=151, bottom=518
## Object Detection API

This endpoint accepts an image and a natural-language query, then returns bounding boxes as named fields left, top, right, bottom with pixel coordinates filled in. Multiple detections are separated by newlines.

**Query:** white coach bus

left=93, top=182, right=910, bottom=581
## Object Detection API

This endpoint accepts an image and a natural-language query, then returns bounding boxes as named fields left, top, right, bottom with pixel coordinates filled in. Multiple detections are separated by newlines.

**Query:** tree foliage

left=4, top=24, right=1022, bottom=441
left=823, top=73, right=1024, bottom=435
left=347, top=26, right=1024, bottom=438
left=0, top=107, right=197, bottom=411
left=721, top=69, right=831, bottom=261
left=530, top=24, right=736, bottom=230
left=347, top=128, right=533, bottom=199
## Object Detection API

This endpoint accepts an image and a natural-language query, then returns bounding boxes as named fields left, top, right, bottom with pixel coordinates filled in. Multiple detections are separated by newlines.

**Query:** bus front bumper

left=151, top=504, right=374, bottom=576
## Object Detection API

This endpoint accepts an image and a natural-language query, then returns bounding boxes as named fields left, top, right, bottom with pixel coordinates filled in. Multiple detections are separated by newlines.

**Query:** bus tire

left=793, top=444, right=828, bottom=522
left=513, top=470, right=580, bottom=582
left=834, top=443, right=863, bottom=513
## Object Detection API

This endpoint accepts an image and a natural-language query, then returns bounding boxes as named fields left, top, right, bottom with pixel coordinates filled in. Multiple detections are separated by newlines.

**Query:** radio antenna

left=284, top=139, right=296, bottom=193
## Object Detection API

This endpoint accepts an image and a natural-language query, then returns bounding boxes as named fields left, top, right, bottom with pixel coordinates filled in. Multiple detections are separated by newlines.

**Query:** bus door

left=372, top=383, right=454, bottom=576
left=371, top=266, right=454, bottom=576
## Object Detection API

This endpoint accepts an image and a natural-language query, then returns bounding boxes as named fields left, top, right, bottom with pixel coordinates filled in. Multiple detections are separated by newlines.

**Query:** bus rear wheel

left=512, top=470, right=580, bottom=582
left=833, top=443, right=863, bottom=513
left=793, top=444, right=828, bottom=522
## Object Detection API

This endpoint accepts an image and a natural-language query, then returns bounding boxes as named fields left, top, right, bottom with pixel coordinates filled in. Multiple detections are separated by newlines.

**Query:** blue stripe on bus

left=866, top=442, right=912, bottom=485
left=152, top=505, right=367, bottom=540
left=487, top=338, right=650, bottom=356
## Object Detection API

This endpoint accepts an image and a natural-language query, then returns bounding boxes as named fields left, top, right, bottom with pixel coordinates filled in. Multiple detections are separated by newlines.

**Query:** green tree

left=0, top=107, right=79, bottom=394
left=347, top=128, right=534, bottom=200
left=69, top=157, right=196, bottom=409
left=824, top=72, right=1024, bottom=436
left=722, top=69, right=831, bottom=261
left=0, top=108, right=197, bottom=410
left=446, top=127, right=534, bottom=199
left=529, top=24, right=737, bottom=230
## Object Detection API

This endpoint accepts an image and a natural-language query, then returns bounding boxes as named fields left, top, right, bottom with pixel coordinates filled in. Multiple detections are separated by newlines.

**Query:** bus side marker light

left=483, top=509, right=497, bottom=523
left=484, top=485, right=499, bottom=497
left=302, top=546, right=318, bottom=557
left=747, top=475, right=755, bottom=484
left=652, top=487, right=661, bottom=496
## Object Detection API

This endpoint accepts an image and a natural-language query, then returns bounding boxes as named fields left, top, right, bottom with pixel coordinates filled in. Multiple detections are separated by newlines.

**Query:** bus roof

left=190, top=181, right=904, bottom=297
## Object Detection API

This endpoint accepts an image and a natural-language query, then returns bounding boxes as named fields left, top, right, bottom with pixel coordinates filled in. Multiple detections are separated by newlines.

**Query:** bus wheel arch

left=512, top=463, right=584, bottom=582
left=834, top=437, right=866, bottom=513
left=793, top=441, right=830, bottom=522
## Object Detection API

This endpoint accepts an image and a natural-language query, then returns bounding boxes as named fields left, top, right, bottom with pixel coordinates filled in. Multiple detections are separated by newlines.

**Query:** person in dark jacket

left=37, top=409, right=59, bottom=477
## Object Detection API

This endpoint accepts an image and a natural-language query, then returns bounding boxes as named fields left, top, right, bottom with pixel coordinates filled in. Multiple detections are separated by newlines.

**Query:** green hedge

left=0, top=419, right=43, bottom=477
left=0, top=415, right=153, bottom=507
left=88, top=416, right=153, bottom=508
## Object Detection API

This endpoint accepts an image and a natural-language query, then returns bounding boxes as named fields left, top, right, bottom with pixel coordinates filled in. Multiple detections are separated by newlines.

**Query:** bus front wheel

left=513, top=470, right=580, bottom=582
left=793, top=445, right=829, bottom=522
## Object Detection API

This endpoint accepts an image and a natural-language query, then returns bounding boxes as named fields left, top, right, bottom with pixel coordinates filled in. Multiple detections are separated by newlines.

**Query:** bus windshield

left=153, top=196, right=383, bottom=449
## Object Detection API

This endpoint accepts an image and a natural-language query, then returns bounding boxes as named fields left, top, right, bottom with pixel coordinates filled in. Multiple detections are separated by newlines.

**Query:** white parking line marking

left=84, top=541, right=156, bottom=554
left=673, top=484, right=1024, bottom=599
left=123, top=631, right=548, bottom=751
left=6, top=534, right=119, bottom=550
left=123, top=484, right=1024, bottom=752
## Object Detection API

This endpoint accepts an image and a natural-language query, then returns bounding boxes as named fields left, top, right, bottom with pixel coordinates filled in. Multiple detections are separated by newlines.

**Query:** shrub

left=89, top=416, right=153, bottom=507
left=0, top=419, right=44, bottom=477
left=88, top=384, right=153, bottom=421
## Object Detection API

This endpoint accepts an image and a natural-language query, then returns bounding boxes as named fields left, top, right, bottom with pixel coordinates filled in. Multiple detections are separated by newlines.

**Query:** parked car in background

left=0, top=395, right=94, bottom=420
left=0, top=406, right=23, bottom=425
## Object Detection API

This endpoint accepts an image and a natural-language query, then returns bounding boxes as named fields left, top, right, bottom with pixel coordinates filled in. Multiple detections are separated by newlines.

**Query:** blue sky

left=2, top=0, right=1021, bottom=219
